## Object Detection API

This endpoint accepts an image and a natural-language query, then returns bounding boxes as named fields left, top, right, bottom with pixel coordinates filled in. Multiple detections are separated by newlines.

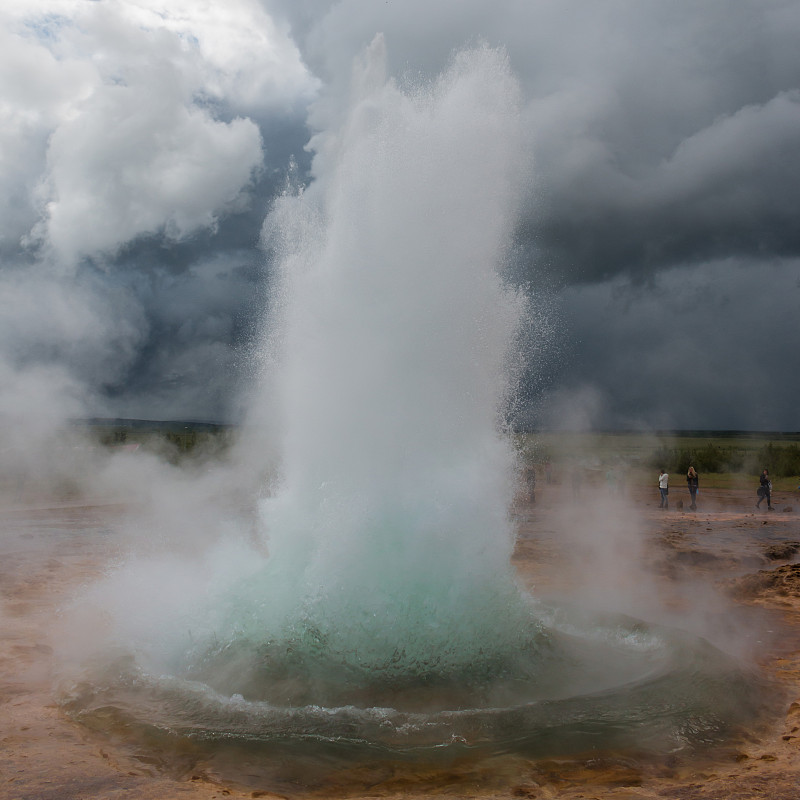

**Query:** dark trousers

left=659, top=488, right=668, bottom=508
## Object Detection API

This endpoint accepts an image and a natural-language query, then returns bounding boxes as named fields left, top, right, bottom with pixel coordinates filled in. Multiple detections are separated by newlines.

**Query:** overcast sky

left=2, top=0, right=799, bottom=431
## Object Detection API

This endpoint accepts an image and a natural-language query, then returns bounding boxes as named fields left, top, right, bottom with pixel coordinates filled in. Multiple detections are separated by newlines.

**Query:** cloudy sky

left=2, top=0, right=799, bottom=431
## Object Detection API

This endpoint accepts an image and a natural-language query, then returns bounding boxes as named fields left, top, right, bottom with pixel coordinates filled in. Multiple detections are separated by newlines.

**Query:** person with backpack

left=756, top=468, right=774, bottom=511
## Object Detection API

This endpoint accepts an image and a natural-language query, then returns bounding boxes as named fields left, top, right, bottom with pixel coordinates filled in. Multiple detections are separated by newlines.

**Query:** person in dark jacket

left=686, top=466, right=699, bottom=510
left=756, top=468, right=774, bottom=510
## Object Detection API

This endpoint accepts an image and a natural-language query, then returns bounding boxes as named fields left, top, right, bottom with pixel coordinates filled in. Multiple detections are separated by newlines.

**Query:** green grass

left=514, top=431, right=800, bottom=491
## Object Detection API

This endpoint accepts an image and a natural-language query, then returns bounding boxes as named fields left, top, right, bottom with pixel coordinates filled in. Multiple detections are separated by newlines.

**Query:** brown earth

left=1, top=482, right=800, bottom=800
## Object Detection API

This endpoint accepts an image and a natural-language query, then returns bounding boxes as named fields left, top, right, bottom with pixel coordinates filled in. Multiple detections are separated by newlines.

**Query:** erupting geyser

left=206, top=35, right=539, bottom=700
left=62, top=37, right=760, bottom=787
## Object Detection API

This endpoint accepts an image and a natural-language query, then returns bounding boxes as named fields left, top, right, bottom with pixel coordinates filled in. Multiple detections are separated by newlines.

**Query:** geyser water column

left=229, top=34, right=537, bottom=686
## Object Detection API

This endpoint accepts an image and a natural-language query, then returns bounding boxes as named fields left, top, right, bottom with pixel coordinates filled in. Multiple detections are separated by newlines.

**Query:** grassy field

left=515, top=431, right=800, bottom=491
left=85, top=422, right=800, bottom=491
left=3, top=423, right=799, bottom=501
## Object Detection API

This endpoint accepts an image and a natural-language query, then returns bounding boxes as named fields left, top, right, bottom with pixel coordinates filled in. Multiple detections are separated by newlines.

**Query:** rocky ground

left=1, top=482, right=799, bottom=799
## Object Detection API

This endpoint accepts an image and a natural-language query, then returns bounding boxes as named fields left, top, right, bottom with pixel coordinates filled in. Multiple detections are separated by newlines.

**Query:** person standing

left=756, top=468, right=774, bottom=510
left=658, top=469, right=669, bottom=509
left=686, top=466, right=699, bottom=511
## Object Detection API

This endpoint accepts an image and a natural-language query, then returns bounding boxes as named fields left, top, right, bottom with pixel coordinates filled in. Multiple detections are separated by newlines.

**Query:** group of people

left=657, top=467, right=774, bottom=511
left=657, top=468, right=697, bottom=510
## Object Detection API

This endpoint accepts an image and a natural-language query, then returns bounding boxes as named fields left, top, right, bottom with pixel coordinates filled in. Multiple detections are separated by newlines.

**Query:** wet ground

left=1, top=483, right=800, bottom=799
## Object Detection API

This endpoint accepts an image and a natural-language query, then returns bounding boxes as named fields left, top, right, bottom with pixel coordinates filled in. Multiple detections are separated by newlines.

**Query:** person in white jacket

left=658, top=469, right=669, bottom=509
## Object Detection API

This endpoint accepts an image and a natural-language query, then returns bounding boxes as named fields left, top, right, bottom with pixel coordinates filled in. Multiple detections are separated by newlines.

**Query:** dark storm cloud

left=540, top=257, right=800, bottom=431
left=86, top=117, right=313, bottom=422
left=268, top=0, right=800, bottom=283
left=264, top=0, right=800, bottom=428
left=525, top=88, right=800, bottom=284
left=2, top=0, right=799, bottom=428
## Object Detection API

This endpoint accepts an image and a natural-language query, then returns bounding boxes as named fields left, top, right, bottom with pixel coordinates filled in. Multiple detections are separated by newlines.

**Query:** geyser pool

left=62, top=38, right=764, bottom=789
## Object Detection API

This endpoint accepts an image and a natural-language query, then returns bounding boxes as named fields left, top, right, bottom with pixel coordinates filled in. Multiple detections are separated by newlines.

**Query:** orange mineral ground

left=2, top=483, right=800, bottom=800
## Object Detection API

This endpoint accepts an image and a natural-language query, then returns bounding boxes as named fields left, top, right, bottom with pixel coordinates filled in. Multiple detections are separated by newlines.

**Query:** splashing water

left=63, top=38, right=763, bottom=790
left=212, top=35, right=534, bottom=691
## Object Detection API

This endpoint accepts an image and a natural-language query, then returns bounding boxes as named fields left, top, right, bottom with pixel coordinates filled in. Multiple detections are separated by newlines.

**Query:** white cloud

left=0, top=0, right=319, bottom=265
left=0, top=22, right=93, bottom=251
left=37, top=78, right=264, bottom=262
left=116, top=0, right=320, bottom=114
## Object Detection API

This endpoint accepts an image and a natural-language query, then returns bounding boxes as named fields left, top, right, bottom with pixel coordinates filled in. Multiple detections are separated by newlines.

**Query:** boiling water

left=63, top=38, right=763, bottom=790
